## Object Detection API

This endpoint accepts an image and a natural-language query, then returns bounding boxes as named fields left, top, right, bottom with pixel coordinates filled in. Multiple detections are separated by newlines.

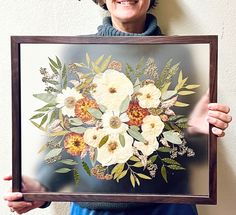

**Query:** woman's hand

left=187, top=91, right=232, bottom=137
left=3, top=175, right=48, bottom=214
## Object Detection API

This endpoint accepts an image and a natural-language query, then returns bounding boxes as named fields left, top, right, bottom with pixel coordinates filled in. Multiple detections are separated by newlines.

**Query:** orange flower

left=64, top=132, right=87, bottom=156
left=75, top=97, right=98, bottom=122
left=127, top=101, right=149, bottom=126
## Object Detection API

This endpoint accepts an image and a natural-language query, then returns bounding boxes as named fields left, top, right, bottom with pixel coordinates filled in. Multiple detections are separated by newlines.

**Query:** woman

left=4, top=0, right=232, bottom=214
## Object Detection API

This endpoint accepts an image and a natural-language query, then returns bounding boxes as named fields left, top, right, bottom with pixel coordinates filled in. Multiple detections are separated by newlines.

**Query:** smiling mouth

left=117, top=0, right=138, bottom=6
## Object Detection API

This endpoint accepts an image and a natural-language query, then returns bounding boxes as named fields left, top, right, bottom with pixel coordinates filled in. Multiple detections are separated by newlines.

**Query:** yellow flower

left=64, top=132, right=87, bottom=156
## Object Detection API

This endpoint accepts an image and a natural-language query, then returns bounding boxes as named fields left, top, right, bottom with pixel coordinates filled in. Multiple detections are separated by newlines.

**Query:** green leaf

left=49, top=63, right=59, bottom=75
left=162, top=90, right=177, bottom=100
left=116, top=170, right=128, bottom=181
left=149, top=155, right=157, bottom=163
left=157, top=147, right=171, bottom=153
left=99, top=135, right=109, bottom=148
left=99, top=104, right=107, bottom=113
left=55, top=168, right=72, bottom=173
left=48, top=130, right=69, bottom=137
left=62, top=64, right=67, bottom=79
left=163, top=131, right=182, bottom=145
left=30, top=120, right=46, bottom=131
left=35, top=104, right=55, bottom=112
left=69, top=118, right=83, bottom=126
left=70, top=126, right=86, bottom=134
left=162, top=158, right=181, bottom=166
left=87, top=108, right=102, bottom=119
left=130, top=173, right=135, bottom=188
left=48, top=57, right=59, bottom=69
left=167, top=165, right=185, bottom=170
left=60, top=159, right=78, bottom=165
left=47, top=80, right=59, bottom=85
left=161, top=165, right=168, bottom=183
left=185, top=84, right=200, bottom=89
left=129, top=156, right=140, bottom=162
left=49, top=110, right=57, bottom=124
left=119, top=96, right=130, bottom=113
left=38, top=143, right=48, bottom=154
left=44, top=148, right=62, bottom=160
left=92, top=62, right=101, bottom=74
left=90, top=148, right=98, bottom=166
left=39, top=114, right=48, bottom=127
left=33, top=93, right=56, bottom=104
left=30, top=113, right=45, bottom=120
left=82, top=161, right=91, bottom=176
left=161, top=82, right=171, bottom=94
left=127, top=129, right=145, bottom=143
left=56, top=56, right=62, bottom=69
left=135, top=176, right=140, bottom=186
left=134, top=78, right=141, bottom=92
left=132, top=162, right=143, bottom=168
left=86, top=53, right=90, bottom=66
left=137, top=173, right=152, bottom=180
left=100, top=55, right=112, bottom=72
left=112, top=163, right=124, bottom=176
left=174, top=101, right=189, bottom=107
left=73, top=168, right=80, bottom=184
left=176, top=117, right=188, bottom=123
left=129, top=125, right=139, bottom=131
left=178, top=91, right=195, bottom=96
left=95, top=55, right=105, bottom=65
left=119, top=134, right=125, bottom=147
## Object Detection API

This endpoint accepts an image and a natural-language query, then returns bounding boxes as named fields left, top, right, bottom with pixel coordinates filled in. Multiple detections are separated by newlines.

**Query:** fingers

left=208, top=103, right=231, bottom=114
left=212, top=127, right=225, bottom=137
left=208, top=110, right=232, bottom=123
left=3, top=192, right=22, bottom=201
left=3, top=175, right=13, bottom=181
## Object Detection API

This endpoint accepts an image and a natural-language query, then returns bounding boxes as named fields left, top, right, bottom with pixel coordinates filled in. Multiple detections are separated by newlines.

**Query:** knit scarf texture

left=96, top=14, right=162, bottom=36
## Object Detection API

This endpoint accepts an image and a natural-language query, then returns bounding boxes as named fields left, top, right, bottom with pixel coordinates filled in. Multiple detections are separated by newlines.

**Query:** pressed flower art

left=30, top=54, right=200, bottom=187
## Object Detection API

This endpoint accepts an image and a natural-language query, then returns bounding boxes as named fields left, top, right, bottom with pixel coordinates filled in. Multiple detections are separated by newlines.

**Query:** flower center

left=109, top=87, right=117, bottom=94
left=65, top=96, right=76, bottom=108
left=108, top=141, right=118, bottom=152
left=146, top=93, right=152, bottom=99
left=109, top=116, right=122, bottom=129
left=150, top=123, right=155, bottom=128
left=92, top=135, right=97, bottom=140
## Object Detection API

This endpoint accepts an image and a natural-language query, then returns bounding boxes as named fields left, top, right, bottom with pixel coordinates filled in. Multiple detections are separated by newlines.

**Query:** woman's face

left=105, top=0, right=150, bottom=24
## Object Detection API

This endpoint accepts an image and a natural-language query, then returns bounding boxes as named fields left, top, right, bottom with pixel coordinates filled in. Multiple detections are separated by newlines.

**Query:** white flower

left=141, top=115, right=164, bottom=137
left=97, top=134, right=133, bottom=166
left=134, top=132, right=159, bottom=156
left=137, top=84, right=161, bottom=108
left=56, top=87, right=83, bottom=117
left=91, top=69, right=133, bottom=111
left=84, top=128, right=106, bottom=148
left=101, top=110, right=129, bottom=135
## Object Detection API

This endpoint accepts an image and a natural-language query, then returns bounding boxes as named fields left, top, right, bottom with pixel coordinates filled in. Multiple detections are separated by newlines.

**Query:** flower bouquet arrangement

left=30, top=54, right=199, bottom=187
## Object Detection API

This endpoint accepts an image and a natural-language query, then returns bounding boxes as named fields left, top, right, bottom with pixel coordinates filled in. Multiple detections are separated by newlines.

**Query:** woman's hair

left=101, top=0, right=158, bottom=11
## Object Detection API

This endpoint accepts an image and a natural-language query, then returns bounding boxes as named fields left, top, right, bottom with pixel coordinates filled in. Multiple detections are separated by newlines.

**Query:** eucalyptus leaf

left=127, top=129, right=145, bottom=143
left=119, top=96, right=130, bottom=113
left=33, top=93, right=56, bottom=104
left=162, top=90, right=177, bottom=100
left=48, top=130, right=69, bottom=137
left=162, top=158, right=181, bottom=166
left=100, top=55, right=112, bottom=72
left=70, top=126, right=86, bottom=134
left=185, top=84, right=200, bottom=89
left=174, top=101, right=189, bottom=107
left=129, top=125, right=139, bottom=131
left=163, top=131, right=182, bottom=145
left=129, top=156, right=140, bottom=162
left=149, top=155, right=157, bottom=163
left=49, top=63, right=59, bottom=75
left=137, top=173, right=152, bottom=180
left=132, top=162, right=143, bottom=168
left=49, top=57, right=59, bottom=69
left=167, top=165, right=185, bottom=170
left=98, top=135, right=109, bottom=148
left=161, top=165, right=168, bottom=183
left=69, top=118, right=83, bottom=126
left=60, top=159, right=78, bottom=165
left=119, top=134, right=125, bottom=147
left=56, top=56, right=62, bottom=69
left=178, top=91, right=195, bottom=96
left=99, top=104, right=107, bottom=113
left=95, top=54, right=104, bottom=65
left=157, top=147, right=171, bottom=153
left=44, top=148, right=62, bottom=160
left=111, top=163, right=124, bottom=176
left=130, top=173, right=135, bottom=188
left=117, top=170, right=128, bottom=181
left=55, top=168, right=72, bottom=173
left=88, top=108, right=102, bottom=119
left=39, top=114, right=48, bottom=127
left=30, top=113, right=44, bottom=120
left=82, top=161, right=91, bottom=176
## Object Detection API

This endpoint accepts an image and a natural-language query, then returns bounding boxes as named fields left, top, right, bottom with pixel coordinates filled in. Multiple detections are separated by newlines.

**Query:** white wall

left=0, top=0, right=235, bottom=214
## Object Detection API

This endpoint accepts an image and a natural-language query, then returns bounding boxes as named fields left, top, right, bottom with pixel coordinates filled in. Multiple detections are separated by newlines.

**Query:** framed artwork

left=11, top=36, right=217, bottom=204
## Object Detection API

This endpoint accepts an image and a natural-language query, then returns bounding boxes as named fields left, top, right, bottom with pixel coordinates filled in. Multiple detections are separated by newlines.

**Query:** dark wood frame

left=11, top=35, right=218, bottom=204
